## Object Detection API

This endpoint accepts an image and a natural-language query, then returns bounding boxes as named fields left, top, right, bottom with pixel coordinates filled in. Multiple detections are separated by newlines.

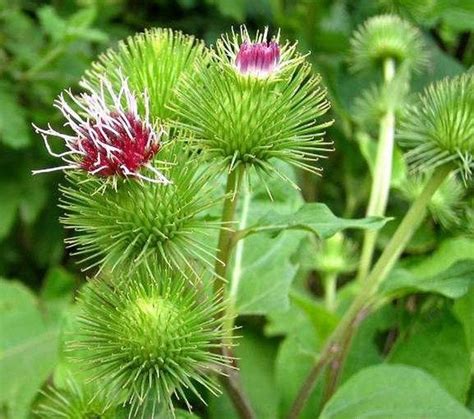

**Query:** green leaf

left=453, top=286, right=474, bottom=372
left=209, top=329, right=279, bottom=419
left=0, top=82, right=31, bottom=149
left=0, top=181, right=20, bottom=240
left=235, top=231, right=301, bottom=315
left=381, top=260, right=474, bottom=299
left=240, top=203, right=388, bottom=240
left=214, top=0, right=246, bottom=21
left=320, top=365, right=472, bottom=419
left=233, top=164, right=306, bottom=315
left=0, top=279, right=60, bottom=418
left=388, top=311, right=471, bottom=401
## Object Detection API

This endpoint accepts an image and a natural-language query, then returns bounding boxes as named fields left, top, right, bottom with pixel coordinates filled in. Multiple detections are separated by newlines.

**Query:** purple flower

left=33, top=74, right=169, bottom=185
left=235, top=40, right=280, bottom=77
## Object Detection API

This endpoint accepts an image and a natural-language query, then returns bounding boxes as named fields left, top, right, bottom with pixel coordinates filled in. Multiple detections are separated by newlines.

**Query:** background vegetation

left=0, top=0, right=473, bottom=417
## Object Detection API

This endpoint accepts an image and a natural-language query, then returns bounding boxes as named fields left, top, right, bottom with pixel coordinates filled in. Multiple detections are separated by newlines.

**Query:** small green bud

left=71, top=268, right=231, bottom=414
left=84, top=28, right=208, bottom=122
left=36, top=378, right=115, bottom=418
left=399, top=72, right=474, bottom=182
left=400, top=173, right=465, bottom=228
left=174, top=26, right=334, bottom=182
left=350, top=14, right=427, bottom=74
left=60, top=141, right=219, bottom=275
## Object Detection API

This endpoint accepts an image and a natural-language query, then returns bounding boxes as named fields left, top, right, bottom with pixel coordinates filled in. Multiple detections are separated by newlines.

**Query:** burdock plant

left=289, top=71, right=474, bottom=419
left=351, top=14, right=428, bottom=282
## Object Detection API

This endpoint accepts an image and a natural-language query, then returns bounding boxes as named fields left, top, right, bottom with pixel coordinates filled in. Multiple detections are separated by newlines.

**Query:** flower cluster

left=235, top=37, right=280, bottom=77
left=71, top=268, right=231, bottom=414
left=34, top=74, right=167, bottom=185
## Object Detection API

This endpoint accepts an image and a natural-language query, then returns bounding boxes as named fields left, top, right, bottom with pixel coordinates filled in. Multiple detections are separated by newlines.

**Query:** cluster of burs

left=34, top=14, right=473, bottom=418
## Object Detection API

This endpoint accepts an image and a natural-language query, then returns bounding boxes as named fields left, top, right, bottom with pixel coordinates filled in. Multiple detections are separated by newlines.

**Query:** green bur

left=71, top=268, right=231, bottom=414
left=60, top=142, right=219, bottom=275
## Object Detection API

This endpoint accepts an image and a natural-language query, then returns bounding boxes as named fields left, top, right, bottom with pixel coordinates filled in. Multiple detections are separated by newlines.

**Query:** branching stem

left=357, top=57, right=396, bottom=283
left=213, top=166, right=255, bottom=419
left=288, top=164, right=451, bottom=418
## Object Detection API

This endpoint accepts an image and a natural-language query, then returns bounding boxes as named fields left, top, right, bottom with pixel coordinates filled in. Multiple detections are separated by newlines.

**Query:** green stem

left=213, top=167, right=243, bottom=295
left=288, top=164, right=451, bottom=418
left=357, top=58, right=396, bottom=283
left=213, top=167, right=255, bottom=419
left=323, top=273, right=337, bottom=312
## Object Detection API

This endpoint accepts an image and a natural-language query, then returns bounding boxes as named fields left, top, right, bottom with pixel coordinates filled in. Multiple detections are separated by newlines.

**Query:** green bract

left=84, top=28, right=208, bottom=121
left=60, top=141, right=219, bottom=275
left=350, top=14, right=427, bottom=73
left=400, top=173, right=465, bottom=228
left=72, top=268, right=230, bottom=414
left=174, top=27, right=334, bottom=182
left=400, top=72, right=474, bottom=181
left=36, top=378, right=115, bottom=418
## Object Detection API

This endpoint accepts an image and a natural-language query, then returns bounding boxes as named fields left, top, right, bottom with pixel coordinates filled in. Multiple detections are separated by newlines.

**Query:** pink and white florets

left=33, top=74, right=169, bottom=184
left=219, top=26, right=299, bottom=79
left=235, top=38, right=280, bottom=77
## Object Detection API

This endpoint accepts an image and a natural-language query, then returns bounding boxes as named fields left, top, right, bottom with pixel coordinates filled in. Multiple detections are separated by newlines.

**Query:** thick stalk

left=323, top=273, right=337, bottom=312
left=213, top=167, right=255, bottom=419
left=357, top=58, right=396, bottom=282
left=288, top=165, right=451, bottom=418
left=214, top=168, right=243, bottom=295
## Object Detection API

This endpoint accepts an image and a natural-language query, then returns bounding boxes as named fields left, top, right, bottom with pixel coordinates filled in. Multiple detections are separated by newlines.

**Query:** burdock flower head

left=350, top=14, right=427, bottom=74
left=71, top=268, right=232, bottom=415
left=175, top=26, right=333, bottom=183
left=33, top=73, right=168, bottom=185
left=399, top=72, right=474, bottom=182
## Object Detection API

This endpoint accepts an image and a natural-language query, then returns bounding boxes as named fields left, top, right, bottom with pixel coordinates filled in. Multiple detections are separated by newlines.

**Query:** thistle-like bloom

left=175, top=26, right=334, bottom=183
left=72, top=269, right=231, bottom=414
left=61, top=141, right=220, bottom=276
left=221, top=26, right=299, bottom=79
left=399, top=72, right=474, bottom=182
left=350, top=14, right=427, bottom=73
left=33, top=74, right=168, bottom=184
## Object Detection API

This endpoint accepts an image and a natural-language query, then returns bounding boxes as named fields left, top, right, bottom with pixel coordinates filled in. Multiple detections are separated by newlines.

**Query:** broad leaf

left=209, top=329, right=279, bottom=419
left=0, top=82, right=31, bottom=149
left=0, top=279, right=60, bottom=418
left=388, top=311, right=471, bottom=401
left=240, top=203, right=388, bottom=240
left=381, top=259, right=474, bottom=299
left=320, top=365, right=472, bottom=419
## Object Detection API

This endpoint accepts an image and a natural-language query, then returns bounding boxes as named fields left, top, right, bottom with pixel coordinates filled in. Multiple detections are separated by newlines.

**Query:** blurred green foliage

left=0, top=0, right=473, bottom=417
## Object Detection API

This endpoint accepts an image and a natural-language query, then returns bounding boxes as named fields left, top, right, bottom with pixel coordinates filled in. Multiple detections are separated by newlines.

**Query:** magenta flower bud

left=33, top=73, right=169, bottom=185
left=235, top=40, right=280, bottom=77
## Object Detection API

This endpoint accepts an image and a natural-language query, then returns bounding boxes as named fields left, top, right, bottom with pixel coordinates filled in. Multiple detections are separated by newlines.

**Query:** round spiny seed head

left=174, top=26, right=334, bottom=183
left=84, top=28, right=208, bottom=122
left=350, top=14, right=427, bottom=74
left=399, top=72, right=474, bottom=182
left=400, top=173, right=465, bottom=228
left=60, top=140, right=220, bottom=276
left=71, top=269, right=232, bottom=414
left=33, top=73, right=168, bottom=185
left=35, top=378, right=115, bottom=418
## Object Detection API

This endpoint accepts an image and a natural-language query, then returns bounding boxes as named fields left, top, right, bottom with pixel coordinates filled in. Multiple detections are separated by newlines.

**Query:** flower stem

left=357, top=57, right=396, bottom=283
left=213, top=166, right=255, bottom=419
left=323, top=273, right=337, bottom=312
left=288, top=164, right=451, bottom=418
left=214, top=167, right=243, bottom=295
